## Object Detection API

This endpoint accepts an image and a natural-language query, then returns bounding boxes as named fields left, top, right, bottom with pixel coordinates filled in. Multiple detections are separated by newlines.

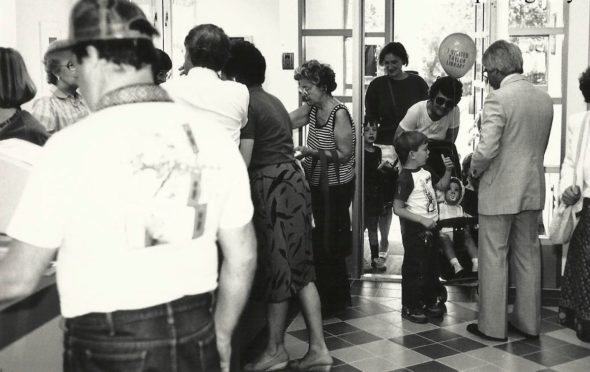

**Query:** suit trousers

left=478, top=210, right=542, bottom=339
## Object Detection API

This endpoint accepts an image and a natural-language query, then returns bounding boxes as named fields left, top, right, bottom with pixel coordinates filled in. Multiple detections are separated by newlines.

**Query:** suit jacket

left=471, top=74, right=553, bottom=215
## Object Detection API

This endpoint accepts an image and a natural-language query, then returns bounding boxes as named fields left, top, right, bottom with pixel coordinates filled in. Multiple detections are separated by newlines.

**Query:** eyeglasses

left=60, top=62, right=76, bottom=72
left=298, top=85, right=313, bottom=95
left=434, top=96, right=455, bottom=109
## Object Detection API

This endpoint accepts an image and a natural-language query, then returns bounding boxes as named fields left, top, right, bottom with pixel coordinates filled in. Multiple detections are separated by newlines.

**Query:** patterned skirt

left=560, top=198, right=590, bottom=323
left=249, top=161, right=315, bottom=303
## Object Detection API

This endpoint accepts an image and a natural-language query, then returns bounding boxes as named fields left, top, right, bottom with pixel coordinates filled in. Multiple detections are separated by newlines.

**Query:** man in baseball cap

left=0, top=1, right=257, bottom=371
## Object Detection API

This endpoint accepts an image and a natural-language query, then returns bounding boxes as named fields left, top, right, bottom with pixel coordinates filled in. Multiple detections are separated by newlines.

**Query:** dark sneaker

left=402, top=306, right=428, bottom=324
left=424, top=304, right=444, bottom=318
left=371, top=257, right=387, bottom=272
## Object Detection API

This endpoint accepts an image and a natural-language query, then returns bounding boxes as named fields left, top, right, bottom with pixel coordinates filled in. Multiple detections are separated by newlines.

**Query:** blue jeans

left=63, top=293, right=220, bottom=372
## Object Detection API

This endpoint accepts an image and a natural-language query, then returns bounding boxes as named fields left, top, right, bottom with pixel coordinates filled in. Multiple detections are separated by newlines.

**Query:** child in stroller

left=436, top=177, right=478, bottom=280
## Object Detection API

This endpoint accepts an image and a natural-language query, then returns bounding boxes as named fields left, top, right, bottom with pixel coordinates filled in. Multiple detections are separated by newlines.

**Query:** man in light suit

left=466, top=40, right=553, bottom=341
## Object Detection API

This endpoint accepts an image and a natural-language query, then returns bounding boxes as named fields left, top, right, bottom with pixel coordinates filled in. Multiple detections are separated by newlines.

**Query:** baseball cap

left=56, top=0, right=159, bottom=51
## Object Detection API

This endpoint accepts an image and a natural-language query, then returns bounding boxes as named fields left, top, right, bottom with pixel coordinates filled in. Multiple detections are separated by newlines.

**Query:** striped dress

left=302, top=104, right=355, bottom=186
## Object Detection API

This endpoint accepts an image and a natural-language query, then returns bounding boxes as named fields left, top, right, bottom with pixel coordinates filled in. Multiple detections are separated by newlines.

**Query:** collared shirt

left=7, top=84, right=253, bottom=317
left=30, top=86, right=90, bottom=134
left=163, top=67, right=249, bottom=146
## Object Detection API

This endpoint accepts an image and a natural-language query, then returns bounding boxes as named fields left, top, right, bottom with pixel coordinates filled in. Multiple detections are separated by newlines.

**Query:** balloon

left=438, top=33, right=476, bottom=79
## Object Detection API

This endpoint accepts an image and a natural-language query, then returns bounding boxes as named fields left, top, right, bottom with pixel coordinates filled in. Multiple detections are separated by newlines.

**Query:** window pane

left=394, top=0, right=475, bottom=85
left=365, top=0, right=385, bottom=32
left=304, top=36, right=347, bottom=97
left=304, top=0, right=348, bottom=29
left=545, top=104, right=562, bottom=168
left=547, top=34, right=564, bottom=98
left=508, top=0, right=564, bottom=28
left=510, top=36, right=548, bottom=87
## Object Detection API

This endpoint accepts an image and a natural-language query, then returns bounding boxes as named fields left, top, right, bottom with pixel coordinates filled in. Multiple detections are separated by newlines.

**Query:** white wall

left=194, top=0, right=299, bottom=110
left=13, top=0, right=71, bottom=105
left=0, top=0, right=18, bottom=47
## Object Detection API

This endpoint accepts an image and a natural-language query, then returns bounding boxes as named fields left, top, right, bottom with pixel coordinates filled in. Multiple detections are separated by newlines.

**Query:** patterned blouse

left=30, top=86, right=90, bottom=134
left=303, top=104, right=355, bottom=186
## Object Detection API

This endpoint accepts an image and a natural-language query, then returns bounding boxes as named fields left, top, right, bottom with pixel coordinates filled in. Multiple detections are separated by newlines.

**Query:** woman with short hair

left=290, top=60, right=355, bottom=320
left=558, top=66, right=590, bottom=343
left=225, top=41, right=332, bottom=372
left=0, top=47, right=49, bottom=146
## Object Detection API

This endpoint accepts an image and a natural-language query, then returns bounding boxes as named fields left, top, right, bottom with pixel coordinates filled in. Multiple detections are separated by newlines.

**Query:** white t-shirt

left=6, top=102, right=253, bottom=318
left=399, top=100, right=460, bottom=141
left=163, top=67, right=249, bottom=146
left=396, top=167, right=439, bottom=221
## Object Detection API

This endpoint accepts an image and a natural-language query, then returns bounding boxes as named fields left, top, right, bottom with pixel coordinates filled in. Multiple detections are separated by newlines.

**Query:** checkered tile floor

left=279, top=280, right=590, bottom=372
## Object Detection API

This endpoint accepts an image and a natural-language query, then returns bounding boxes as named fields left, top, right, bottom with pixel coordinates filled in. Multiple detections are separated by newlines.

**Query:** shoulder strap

left=386, top=79, right=400, bottom=122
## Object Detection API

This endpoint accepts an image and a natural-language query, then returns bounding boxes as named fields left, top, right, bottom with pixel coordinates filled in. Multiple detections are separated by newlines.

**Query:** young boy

left=363, top=122, right=391, bottom=271
left=393, top=131, right=454, bottom=323
left=437, top=177, right=478, bottom=276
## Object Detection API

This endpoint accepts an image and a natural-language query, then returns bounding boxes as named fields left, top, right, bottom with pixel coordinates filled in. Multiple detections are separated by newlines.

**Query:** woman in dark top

left=224, top=41, right=332, bottom=372
left=0, top=47, right=49, bottom=146
left=364, top=42, right=428, bottom=257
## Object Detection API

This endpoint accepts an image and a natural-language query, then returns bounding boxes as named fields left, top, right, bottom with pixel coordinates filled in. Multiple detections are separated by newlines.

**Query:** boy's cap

left=55, top=0, right=158, bottom=51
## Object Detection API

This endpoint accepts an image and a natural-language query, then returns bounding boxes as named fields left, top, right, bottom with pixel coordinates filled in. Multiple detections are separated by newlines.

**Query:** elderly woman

left=224, top=41, right=332, bottom=372
left=290, top=60, right=354, bottom=318
left=365, top=42, right=429, bottom=257
left=30, top=39, right=89, bottom=134
left=0, top=47, right=49, bottom=146
left=395, top=76, right=463, bottom=176
left=163, top=23, right=248, bottom=147
left=558, top=67, right=590, bottom=343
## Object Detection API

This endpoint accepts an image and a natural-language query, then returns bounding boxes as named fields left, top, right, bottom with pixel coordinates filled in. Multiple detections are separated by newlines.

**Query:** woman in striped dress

left=290, top=60, right=355, bottom=320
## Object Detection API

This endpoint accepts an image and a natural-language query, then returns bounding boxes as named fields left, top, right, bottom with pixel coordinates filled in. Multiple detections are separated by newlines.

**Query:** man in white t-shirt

left=163, top=24, right=249, bottom=147
left=395, top=76, right=463, bottom=143
left=0, top=2, right=256, bottom=372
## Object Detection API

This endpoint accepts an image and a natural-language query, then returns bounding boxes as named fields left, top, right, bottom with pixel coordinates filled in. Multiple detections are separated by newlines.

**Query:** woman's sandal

left=243, top=351, right=289, bottom=371
left=287, top=356, right=333, bottom=371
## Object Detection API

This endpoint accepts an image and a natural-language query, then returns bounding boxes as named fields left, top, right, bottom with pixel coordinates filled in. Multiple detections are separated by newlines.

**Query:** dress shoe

left=508, top=322, right=539, bottom=339
left=466, top=323, right=507, bottom=342
left=243, top=350, right=289, bottom=371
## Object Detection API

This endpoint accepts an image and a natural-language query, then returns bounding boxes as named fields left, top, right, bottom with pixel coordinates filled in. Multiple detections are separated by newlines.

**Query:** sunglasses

left=434, top=96, right=455, bottom=109
left=60, top=62, right=76, bottom=72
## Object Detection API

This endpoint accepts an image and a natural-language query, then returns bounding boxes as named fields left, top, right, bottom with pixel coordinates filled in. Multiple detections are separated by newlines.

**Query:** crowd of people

left=0, top=1, right=589, bottom=371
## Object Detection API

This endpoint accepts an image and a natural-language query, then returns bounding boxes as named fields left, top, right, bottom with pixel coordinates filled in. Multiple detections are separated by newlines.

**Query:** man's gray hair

left=483, top=40, right=523, bottom=75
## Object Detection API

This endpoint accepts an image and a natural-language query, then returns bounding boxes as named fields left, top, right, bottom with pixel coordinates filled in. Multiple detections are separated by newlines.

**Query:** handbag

left=549, top=113, right=588, bottom=244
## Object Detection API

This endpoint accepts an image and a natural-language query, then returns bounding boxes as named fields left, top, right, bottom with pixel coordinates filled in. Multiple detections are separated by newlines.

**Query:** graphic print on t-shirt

left=130, top=123, right=207, bottom=246
left=420, top=175, right=436, bottom=213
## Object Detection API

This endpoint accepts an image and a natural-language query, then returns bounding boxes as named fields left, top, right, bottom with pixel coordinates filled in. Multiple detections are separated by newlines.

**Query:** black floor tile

left=337, top=330, right=382, bottom=345
left=323, top=322, right=361, bottom=336
left=288, top=328, right=308, bottom=342
left=416, top=328, right=462, bottom=342
left=520, top=350, right=572, bottom=367
left=540, top=320, right=565, bottom=333
left=406, top=360, right=458, bottom=372
left=356, top=301, right=397, bottom=315
left=324, top=336, right=355, bottom=351
left=390, top=334, right=435, bottom=348
left=441, top=336, right=487, bottom=352
left=541, top=307, right=558, bottom=318
left=336, top=308, right=372, bottom=321
left=522, top=335, right=570, bottom=349
left=332, top=357, right=346, bottom=366
left=495, top=340, right=540, bottom=355
left=413, top=343, right=461, bottom=359
left=551, top=343, right=590, bottom=360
